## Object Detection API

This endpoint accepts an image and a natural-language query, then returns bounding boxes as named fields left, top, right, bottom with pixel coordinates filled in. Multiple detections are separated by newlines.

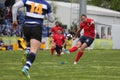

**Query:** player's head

left=81, top=14, right=87, bottom=22
left=55, top=21, right=59, bottom=26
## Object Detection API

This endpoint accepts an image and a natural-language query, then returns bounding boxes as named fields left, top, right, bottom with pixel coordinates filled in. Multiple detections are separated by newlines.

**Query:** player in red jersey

left=50, top=21, right=64, bottom=55
left=50, top=21, right=64, bottom=35
left=65, top=14, right=95, bottom=64
left=51, top=29, right=66, bottom=56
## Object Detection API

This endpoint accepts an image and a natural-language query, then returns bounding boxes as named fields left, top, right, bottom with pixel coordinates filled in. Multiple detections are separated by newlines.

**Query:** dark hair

left=55, top=21, right=59, bottom=24
left=81, top=14, right=87, bottom=17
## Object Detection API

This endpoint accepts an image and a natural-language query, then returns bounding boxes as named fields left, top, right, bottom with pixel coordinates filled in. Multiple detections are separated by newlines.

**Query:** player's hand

left=12, top=21, right=18, bottom=30
left=90, top=21, right=94, bottom=26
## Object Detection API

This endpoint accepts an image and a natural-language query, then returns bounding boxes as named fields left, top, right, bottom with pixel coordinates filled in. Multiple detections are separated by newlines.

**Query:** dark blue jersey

left=22, top=0, right=52, bottom=25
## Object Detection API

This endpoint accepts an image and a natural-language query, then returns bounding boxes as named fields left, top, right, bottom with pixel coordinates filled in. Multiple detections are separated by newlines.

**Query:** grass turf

left=0, top=50, right=120, bottom=80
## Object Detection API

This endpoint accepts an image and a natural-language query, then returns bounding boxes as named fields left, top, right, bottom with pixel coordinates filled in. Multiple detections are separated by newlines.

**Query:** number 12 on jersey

left=30, top=3, right=43, bottom=14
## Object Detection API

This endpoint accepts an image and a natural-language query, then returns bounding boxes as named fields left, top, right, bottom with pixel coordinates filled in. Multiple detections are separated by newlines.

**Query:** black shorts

left=23, top=24, right=42, bottom=42
left=79, top=36, right=94, bottom=47
left=55, top=45, right=62, bottom=54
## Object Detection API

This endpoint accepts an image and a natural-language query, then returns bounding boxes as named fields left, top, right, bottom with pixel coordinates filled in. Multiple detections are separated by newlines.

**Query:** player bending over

left=65, top=14, right=95, bottom=64
left=50, top=21, right=64, bottom=55
left=51, top=29, right=66, bottom=56
left=12, top=0, right=54, bottom=79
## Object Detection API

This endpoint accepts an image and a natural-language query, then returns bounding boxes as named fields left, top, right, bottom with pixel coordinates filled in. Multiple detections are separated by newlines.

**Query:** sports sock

left=75, top=51, right=83, bottom=62
left=24, top=52, right=36, bottom=70
left=51, top=48, right=55, bottom=55
left=69, top=46, right=78, bottom=53
left=26, top=47, right=30, bottom=53
left=26, top=44, right=30, bottom=53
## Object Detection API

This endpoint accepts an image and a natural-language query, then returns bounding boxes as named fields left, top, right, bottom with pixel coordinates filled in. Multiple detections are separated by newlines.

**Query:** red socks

left=69, top=46, right=84, bottom=62
left=69, top=46, right=78, bottom=53
left=51, top=48, right=55, bottom=55
left=75, top=51, right=83, bottom=62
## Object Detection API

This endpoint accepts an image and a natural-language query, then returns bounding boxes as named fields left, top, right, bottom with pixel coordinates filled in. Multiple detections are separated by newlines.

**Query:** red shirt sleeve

left=87, top=18, right=94, bottom=24
left=51, top=27, right=54, bottom=31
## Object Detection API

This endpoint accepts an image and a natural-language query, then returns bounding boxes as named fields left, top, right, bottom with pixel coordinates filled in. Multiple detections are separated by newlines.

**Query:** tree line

left=52, top=0, right=120, bottom=11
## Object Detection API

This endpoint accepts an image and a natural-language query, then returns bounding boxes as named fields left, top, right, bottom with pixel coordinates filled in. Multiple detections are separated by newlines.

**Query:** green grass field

left=0, top=50, right=120, bottom=80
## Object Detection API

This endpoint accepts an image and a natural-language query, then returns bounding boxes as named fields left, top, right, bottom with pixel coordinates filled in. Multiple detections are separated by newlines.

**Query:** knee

left=52, top=45, right=56, bottom=48
left=80, top=47, right=86, bottom=52
left=75, top=43, right=81, bottom=48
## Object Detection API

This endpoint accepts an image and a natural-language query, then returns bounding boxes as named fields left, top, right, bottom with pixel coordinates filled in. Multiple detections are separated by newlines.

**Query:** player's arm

left=49, top=27, right=54, bottom=35
left=47, top=12, right=54, bottom=23
left=46, top=3, right=54, bottom=23
left=12, top=0, right=24, bottom=28
left=90, top=19, right=95, bottom=26
left=74, top=28, right=82, bottom=39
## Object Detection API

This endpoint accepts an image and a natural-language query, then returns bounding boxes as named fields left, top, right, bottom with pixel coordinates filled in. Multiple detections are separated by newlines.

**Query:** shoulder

left=58, top=26, right=63, bottom=30
left=87, top=18, right=94, bottom=22
left=52, top=26, right=56, bottom=29
left=22, top=0, right=27, bottom=4
left=42, top=0, right=51, bottom=7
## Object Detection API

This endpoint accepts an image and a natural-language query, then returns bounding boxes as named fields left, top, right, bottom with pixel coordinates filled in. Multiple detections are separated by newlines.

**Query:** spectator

left=107, top=32, right=112, bottom=39
left=6, top=7, right=12, bottom=35
left=0, top=6, right=6, bottom=35
left=96, top=32, right=100, bottom=39
left=102, top=33, right=106, bottom=39
left=0, top=37, right=8, bottom=50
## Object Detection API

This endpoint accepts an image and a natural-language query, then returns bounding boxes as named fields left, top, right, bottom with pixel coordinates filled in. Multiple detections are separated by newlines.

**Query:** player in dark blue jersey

left=12, top=0, right=54, bottom=79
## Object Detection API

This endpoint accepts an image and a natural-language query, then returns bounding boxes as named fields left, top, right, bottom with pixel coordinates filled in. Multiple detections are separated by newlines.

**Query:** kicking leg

left=65, top=41, right=82, bottom=54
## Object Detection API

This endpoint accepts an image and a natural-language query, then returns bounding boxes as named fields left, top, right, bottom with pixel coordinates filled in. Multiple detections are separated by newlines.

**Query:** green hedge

left=94, top=39, right=113, bottom=49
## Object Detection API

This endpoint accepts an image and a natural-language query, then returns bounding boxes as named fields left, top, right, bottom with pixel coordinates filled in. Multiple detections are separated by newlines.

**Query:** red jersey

left=80, top=18, right=95, bottom=39
left=51, top=26, right=64, bottom=35
left=53, top=34, right=66, bottom=46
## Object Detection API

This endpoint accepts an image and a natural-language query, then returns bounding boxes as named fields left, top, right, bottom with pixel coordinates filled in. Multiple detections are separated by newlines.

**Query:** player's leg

left=22, top=39, right=40, bottom=79
left=65, top=36, right=85, bottom=54
left=74, top=36, right=94, bottom=64
left=64, top=41, right=82, bottom=54
left=51, top=41, right=56, bottom=55
left=55, top=45, right=62, bottom=56
left=69, top=41, right=82, bottom=53
left=21, top=26, right=31, bottom=65
left=21, top=25, right=31, bottom=79
left=22, top=25, right=42, bottom=79
left=22, top=42, right=30, bottom=65
left=25, top=42, right=30, bottom=53
left=74, top=43, right=87, bottom=64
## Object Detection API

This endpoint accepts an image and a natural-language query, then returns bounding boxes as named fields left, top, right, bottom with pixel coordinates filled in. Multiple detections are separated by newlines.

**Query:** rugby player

left=12, top=0, right=54, bottom=79
left=50, top=21, right=64, bottom=55
left=65, top=14, right=95, bottom=64
left=52, top=29, right=66, bottom=56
